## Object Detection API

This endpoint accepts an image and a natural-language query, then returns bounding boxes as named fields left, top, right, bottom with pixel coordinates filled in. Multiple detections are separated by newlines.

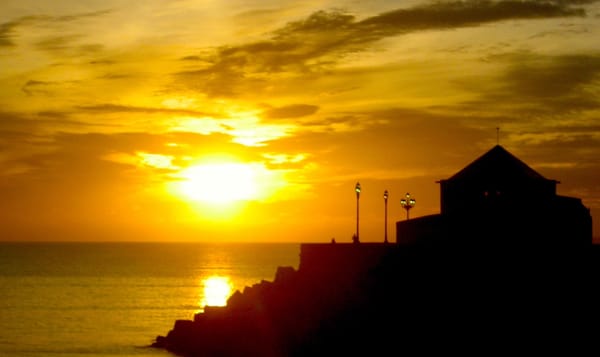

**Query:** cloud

left=0, top=110, right=108, bottom=138
left=0, top=131, right=159, bottom=231
left=53, top=9, right=112, bottom=22
left=176, top=1, right=593, bottom=97
left=458, top=52, right=600, bottom=114
left=502, top=53, right=600, bottom=102
left=34, top=34, right=82, bottom=52
left=21, top=78, right=84, bottom=96
left=265, top=106, right=493, bottom=180
left=263, top=104, right=319, bottom=119
left=0, top=10, right=111, bottom=48
left=0, top=111, right=64, bottom=177
left=357, top=0, right=588, bottom=35
left=0, top=19, right=22, bottom=47
left=180, top=55, right=201, bottom=61
left=0, top=16, right=45, bottom=47
left=76, top=103, right=222, bottom=118
left=0, top=127, right=291, bottom=193
left=33, top=35, right=106, bottom=57
left=21, top=80, right=53, bottom=96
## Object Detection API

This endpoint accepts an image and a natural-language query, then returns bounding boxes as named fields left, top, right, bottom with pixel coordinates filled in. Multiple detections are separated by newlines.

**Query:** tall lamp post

left=355, top=182, right=361, bottom=243
left=383, top=190, right=389, bottom=243
left=400, top=192, right=416, bottom=220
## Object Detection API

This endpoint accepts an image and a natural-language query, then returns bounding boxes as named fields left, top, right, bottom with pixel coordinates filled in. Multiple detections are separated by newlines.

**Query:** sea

left=0, top=242, right=300, bottom=357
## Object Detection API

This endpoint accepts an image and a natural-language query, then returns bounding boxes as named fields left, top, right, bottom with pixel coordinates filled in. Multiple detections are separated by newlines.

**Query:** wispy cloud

left=263, top=104, right=319, bottom=119
left=357, top=0, right=589, bottom=34
left=34, top=34, right=82, bottom=52
left=53, top=9, right=112, bottom=22
left=33, top=35, right=104, bottom=56
left=501, top=53, right=600, bottom=107
left=76, top=103, right=222, bottom=118
left=459, top=52, right=600, bottom=114
left=0, top=18, right=22, bottom=47
left=177, top=0, right=593, bottom=97
left=0, top=9, right=111, bottom=48
left=21, top=80, right=53, bottom=96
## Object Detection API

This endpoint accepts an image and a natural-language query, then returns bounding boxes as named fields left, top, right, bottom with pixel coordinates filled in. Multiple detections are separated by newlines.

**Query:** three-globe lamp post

left=400, top=192, right=416, bottom=220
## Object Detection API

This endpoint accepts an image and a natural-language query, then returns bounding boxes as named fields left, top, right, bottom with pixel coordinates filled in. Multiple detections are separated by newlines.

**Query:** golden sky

left=1, top=0, right=599, bottom=242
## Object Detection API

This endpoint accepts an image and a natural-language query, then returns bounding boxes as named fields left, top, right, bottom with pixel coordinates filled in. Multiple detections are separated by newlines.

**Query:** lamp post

left=383, top=190, right=389, bottom=243
left=400, top=192, right=416, bottom=220
left=355, top=182, right=361, bottom=243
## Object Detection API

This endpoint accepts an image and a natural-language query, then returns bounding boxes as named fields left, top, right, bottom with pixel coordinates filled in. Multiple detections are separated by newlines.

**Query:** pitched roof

left=445, top=145, right=551, bottom=183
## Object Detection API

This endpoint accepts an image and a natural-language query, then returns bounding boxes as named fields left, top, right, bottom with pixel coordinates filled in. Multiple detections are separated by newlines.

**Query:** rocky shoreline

left=152, top=243, right=598, bottom=356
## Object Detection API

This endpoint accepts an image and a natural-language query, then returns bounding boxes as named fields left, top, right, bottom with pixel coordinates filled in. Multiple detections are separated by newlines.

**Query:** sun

left=200, top=276, right=233, bottom=308
left=177, top=162, right=259, bottom=204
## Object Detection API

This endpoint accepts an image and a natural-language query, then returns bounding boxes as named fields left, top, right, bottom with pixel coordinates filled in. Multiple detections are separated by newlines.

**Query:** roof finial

left=496, top=127, right=500, bottom=146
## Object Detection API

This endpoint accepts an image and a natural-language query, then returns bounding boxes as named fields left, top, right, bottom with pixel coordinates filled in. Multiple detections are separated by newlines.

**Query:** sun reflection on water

left=200, top=276, right=233, bottom=310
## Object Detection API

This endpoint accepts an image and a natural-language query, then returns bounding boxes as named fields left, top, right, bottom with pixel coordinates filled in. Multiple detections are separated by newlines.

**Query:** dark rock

left=152, top=243, right=598, bottom=356
left=150, top=335, right=166, bottom=348
left=274, top=266, right=296, bottom=285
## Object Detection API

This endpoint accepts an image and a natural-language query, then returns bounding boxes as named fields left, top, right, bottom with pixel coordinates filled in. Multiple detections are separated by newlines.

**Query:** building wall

left=397, top=196, right=592, bottom=247
left=440, top=179, right=557, bottom=215
left=299, top=243, right=393, bottom=283
left=396, top=214, right=445, bottom=245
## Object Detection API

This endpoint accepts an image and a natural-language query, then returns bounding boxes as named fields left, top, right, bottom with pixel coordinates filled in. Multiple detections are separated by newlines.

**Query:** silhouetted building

left=154, top=146, right=596, bottom=357
left=397, top=145, right=592, bottom=247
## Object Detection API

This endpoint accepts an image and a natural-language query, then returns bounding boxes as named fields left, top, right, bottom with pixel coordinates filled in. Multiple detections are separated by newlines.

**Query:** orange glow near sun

left=177, top=162, right=258, bottom=204
left=171, top=156, right=285, bottom=207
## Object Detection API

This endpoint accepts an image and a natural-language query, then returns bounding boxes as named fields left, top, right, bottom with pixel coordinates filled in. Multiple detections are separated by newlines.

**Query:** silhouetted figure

left=331, top=238, right=336, bottom=244
left=352, top=234, right=359, bottom=244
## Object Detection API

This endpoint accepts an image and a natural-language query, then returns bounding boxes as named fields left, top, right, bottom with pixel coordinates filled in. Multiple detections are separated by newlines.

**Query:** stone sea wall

left=152, top=242, right=600, bottom=356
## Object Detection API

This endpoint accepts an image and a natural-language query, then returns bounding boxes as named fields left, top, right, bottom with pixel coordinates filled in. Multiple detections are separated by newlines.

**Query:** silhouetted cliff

left=152, top=242, right=598, bottom=356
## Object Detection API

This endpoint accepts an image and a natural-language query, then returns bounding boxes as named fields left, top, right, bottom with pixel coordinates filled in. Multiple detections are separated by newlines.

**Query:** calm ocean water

left=0, top=242, right=300, bottom=357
